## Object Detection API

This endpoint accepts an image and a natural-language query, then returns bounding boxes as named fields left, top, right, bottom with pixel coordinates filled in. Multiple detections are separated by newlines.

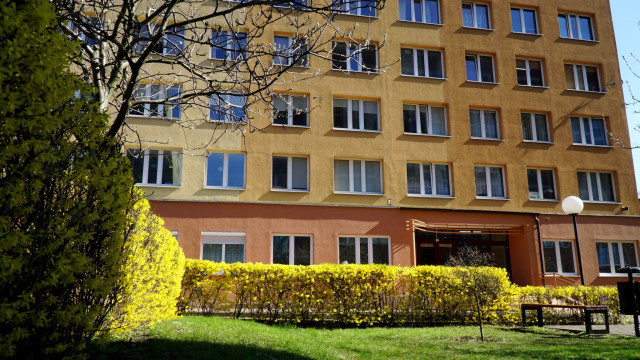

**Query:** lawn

left=90, top=316, right=640, bottom=360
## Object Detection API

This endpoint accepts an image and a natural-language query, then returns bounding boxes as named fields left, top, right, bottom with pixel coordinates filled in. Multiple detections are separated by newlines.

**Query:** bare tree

left=53, top=0, right=388, bottom=151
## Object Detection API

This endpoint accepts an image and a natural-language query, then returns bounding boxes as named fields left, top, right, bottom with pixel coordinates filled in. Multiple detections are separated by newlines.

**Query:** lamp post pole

left=562, top=196, right=585, bottom=286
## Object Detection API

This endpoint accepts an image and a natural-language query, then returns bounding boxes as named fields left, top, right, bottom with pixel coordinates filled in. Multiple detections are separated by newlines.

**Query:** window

left=516, top=59, right=544, bottom=87
left=521, top=113, right=550, bottom=142
left=465, top=54, right=495, bottom=83
left=67, top=18, right=101, bottom=47
left=571, top=116, right=608, bottom=146
left=577, top=171, right=615, bottom=202
left=403, top=104, right=446, bottom=135
left=210, top=93, right=246, bottom=123
left=399, top=0, right=440, bottom=24
left=462, top=2, right=490, bottom=29
left=407, top=162, right=451, bottom=196
left=333, top=98, right=380, bottom=131
left=474, top=165, right=505, bottom=199
left=400, top=48, right=444, bottom=78
left=564, top=63, right=601, bottom=92
left=597, top=242, right=638, bottom=274
left=211, top=30, right=247, bottom=60
left=334, top=0, right=376, bottom=17
left=127, top=148, right=182, bottom=186
left=205, top=152, right=245, bottom=189
left=272, top=156, right=309, bottom=191
left=273, top=0, right=307, bottom=8
left=273, top=235, right=312, bottom=265
left=469, top=109, right=499, bottom=140
left=129, top=84, right=181, bottom=119
left=511, top=7, right=538, bottom=34
left=543, top=241, right=576, bottom=274
left=332, top=41, right=378, bottom=73
left=558, top=13, right=595, bottom=41
left=527, top=168, right=556, bottom=200
left=202, top=233, right=245, bottom=263
left=339, top=236, right=390, bottom=264
left=273, top=94, right=309, bottom=127
left=136, top=24, right=185, bottom=55
left=334, top=159, right=382, bottom=194
left=274, top=35, right=308, bottom=67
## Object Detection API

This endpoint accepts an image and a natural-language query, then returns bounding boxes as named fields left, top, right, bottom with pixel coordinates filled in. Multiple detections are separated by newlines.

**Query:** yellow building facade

left=127, top=0, right=640, bottom=286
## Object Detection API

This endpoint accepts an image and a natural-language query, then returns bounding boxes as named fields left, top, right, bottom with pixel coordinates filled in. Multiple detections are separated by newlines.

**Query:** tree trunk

left=474, top=291, right=484, bottom=341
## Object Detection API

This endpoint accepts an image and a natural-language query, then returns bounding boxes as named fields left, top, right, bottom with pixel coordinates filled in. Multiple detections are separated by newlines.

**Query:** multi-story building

left=126, top=0, right=640, bottom=286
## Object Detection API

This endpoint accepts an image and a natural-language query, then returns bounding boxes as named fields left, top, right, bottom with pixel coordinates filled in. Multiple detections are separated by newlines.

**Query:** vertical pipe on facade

left=534, top=215, right=546, bottom=286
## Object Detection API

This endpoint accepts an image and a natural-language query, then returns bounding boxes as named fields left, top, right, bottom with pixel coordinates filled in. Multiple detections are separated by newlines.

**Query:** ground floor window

left=542, top=241, right=576, bottom=274
left=338, top=236, right=390, bottom=264
left=273, top=235, right=312, bottom=265
left=596, top=242, right=638, bottom=274
left=202, top=233, right=245, bottom=263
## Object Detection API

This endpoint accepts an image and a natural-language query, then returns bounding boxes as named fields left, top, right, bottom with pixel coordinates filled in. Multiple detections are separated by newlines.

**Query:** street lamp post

left=562, top=196, right=585, bottom=286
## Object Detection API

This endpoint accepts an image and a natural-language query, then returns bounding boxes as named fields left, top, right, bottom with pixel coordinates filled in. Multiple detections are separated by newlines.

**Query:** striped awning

left=409, top=219, right=524, bottom=235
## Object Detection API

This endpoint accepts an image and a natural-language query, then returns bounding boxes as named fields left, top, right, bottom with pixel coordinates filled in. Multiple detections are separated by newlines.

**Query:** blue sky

left=610, top=0, right=640, bottom=195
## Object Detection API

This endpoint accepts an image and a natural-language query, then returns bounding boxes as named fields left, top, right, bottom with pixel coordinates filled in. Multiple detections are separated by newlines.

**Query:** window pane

left=292, top=96, right=308, bottom=126
left=516, top=59, right=528, bottom=85
left=226, top=244, right=245, bottom=263
left=353, top=160, right=362, bottom=192
left=571, top=117, right=582, bottom=143
left=431, top=106, right=446, bottom=135
left=332, top=42, right=347, bottom=69
left=592, top=118, right=607, bottom=145
left=203, top=244, right=223, bottom=262
left=416, top=49, right=426, bottom=77
left=590, top=172, right=600, bottom=201
left=475, top=166, right=487, bottom=196
left=613, top=243, right=621, bottom=270
left=564, top=64, right=576, bottom=89
left=559, top=242, right=575, bottom=273
left=434, top=164, right=450, bottom=196
left=470, top=110, right=482, bottom=137
left=484, top=111, right=498, bottom=138
left=294, top=236, right=311, bottom=265
left=569, top=15, right=579, bottom=39
left=579, top=16, right=593, bottom=40
left=362, top=46, right=377, bottom=72
left=399, top=0, right=412, bottom=21
left=577, top=172, right=589, bottom=200
left=339, top=237, right=356, bottom=264
left=425, top=0, right=439, bottom=24
left=147, top=150, right=159, bottom=184
left=333, top=99, right=348, bottom=128
left=351, top=100, right=360, bottom=129
left=523, top=10, right=537, bottom=34
left=540, top=170, right=556, bottom=200
left=227, top=153, right=245, bottom=188
left=422, top=163, right=432, bottom=195
left=372, top=238, right=390, bottom=264
left=360, top=238, right=369, bottom=264
left=229, top=95, right=245, bottom=122
left=479, top=56, right=494, bottom=82
left=401, top=48, right=415, bottom=75
left=365, top=161, right=381, bottom=193
left=529, top=61, right=543, bottom=86
left=273, top=96, right=288, bottom=125
left=543, top=241, right=558, bottom=273
left=291, top=157, right=308, bottom=190
left=128, top=149, right=144, bottom=184
left=427, top=51, right=443, bottom=78
left=206, top=153, right=225, bottom=187
left=527, top=169, right=539, bottom=199
left=407, top=163, right=421, bottom=194
left=582, top=118, right=593, bottom=145
left=419, top=105, right=428, bottom=134
left=334, top=160, right=350, bottom=191
left=403, top=104, right=417, bottom=133
left=489, top=167, right=504, bottom=198
left=534, top=114, right=549, bottom=141
left=465, top=55, right=478, bottom=81
left=585, top=66, right=600, bottom=92
left=511, top=9, right=522, bottom=32
left=522, top=114, right=533, bottom=141
left=599, top=173, right=614, bottom=202
left=622, top=243, right=638, bottom=267
left=576, top=65, right=586, bottom=90
left=363, top=101, right=379, bottom=130
left=462, top=3, right=474, bottom=27
left=272, top=156, right=288, bottom=189
left=274, top=36, right=289, bottom=65
left=596, top=243, right=610, bottom=273
left=273, top=236, right=290, bottom=264
left=475, top=4, right=489, bottom=29
left=558, top=14, right=569, bottom=38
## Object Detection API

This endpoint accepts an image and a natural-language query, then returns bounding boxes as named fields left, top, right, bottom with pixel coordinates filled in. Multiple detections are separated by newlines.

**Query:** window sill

left=544, top=273, right=579, bottom=277
left=466, top=80, right=500, bottom=85
left=565, top=89, right=606, bottom=94
left=203, top=186, right=245, bottom=190
left=400, top=74, right=447, bottom=80
left=528, top=198, right=559, bottom=202
left=272, top=123, right=310, bottom=129
left=598, top=273, right=637, bottom=277
left=516, top=84, right=548, bottom=89
left=462, top=26, right=494, bottom=31
left=470, top=137, right=503, bottom=142
left=398, top=19, right=443, bottom=26
left=333, top=191, right=384, bottom=196
left=333, top=128, right=381, bottom=133
left=583, top=201, right=621, bottom=205
left=475, top=196, right=509, bottom=200
left=559, top=36, right=599, bottom=43
left=207, top=119, right=247, bottom=125
left=271, top=188, right=310, bottom=193
left=136, top=183, right=181, bottom=188
left=511, top=31, right=542, bottom=36
left=523, top=140, right=553, bottom=144
left=273, top=63, right=311, bottom=69
left=404, top=133, right=450, bottom=138
left=408, top=194, right=454, bottom=199
left=331, top=69, right=380, bottom=75
left=127, top=114, right=180, bottom=121
left=334, top=12, right=378, bottom=19
left=571, top=143, right=612, bottom=148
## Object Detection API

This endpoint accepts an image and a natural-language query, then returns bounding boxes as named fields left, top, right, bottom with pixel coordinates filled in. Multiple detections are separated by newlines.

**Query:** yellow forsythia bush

left=109, top=193, right=186, bottom=333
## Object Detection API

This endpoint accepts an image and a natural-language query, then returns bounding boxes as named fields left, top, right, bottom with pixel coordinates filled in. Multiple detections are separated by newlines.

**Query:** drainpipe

left=534, top=215, right=546, bottom=286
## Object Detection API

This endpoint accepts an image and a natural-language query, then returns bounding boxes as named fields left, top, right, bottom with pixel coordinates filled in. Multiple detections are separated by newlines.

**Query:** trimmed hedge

left=179, top=260, right=623, bottom=326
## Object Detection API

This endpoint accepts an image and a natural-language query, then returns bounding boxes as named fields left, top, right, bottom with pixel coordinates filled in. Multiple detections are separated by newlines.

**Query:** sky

left=610, top=0, right=640, bottom=195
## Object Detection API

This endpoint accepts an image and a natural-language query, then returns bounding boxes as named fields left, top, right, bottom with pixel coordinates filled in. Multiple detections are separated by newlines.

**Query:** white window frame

left=527, top=168, right=556, bottom=200
left=129, top=84, right=181, bottom=119
left=273, top=35, right=309, bottom=67
left=204, top=152, right=246, bottom=189
left=271, top=234, right=314, bottom=265
left=407, top=162, right=452, bottom=197
left=465, top=53, right=496, bottom=83
left=469, top=109, right=500, bottom=140
left=543, top=240, right=577, bottom=275
left=564, top=63, right=601, bottom=92
left=400, top=47, right=444, bottom=79
left=511, top=7, right=539, bottom=34
left=136, top=23, right=185, bottom=55
left=571, top=116, right=609, bottom=146
left=474, top=165, right=506, bottom=199
left=516, top=58, right=544, bottom=87
left=558, top=13, right=595, bottom=41
left=271, top=155, right=309, bottom=192
left=338, top=236, right=392, bottom=265
left=169, top=231, right=178, bottom=240
left=399, top=0, right=440, bottom=24
left=333, top=98, right=380, bottom=132
left=462, top=2, right=491, bottom=29
left=210, top=30, right=247, bottom=60
left=128, top=148, right=182, bottom=187
left=331, top=41, right=379, bottom=73
left=596, top=242, right=638, bottom=274
left=209, top=93, right=247, bottom=123
left=334, top=159, right=383, bottom=195
left=334, top=0, right=377, bottom=17
left=403, top=103, right=448, bottom=136
left=201, top=232, right=246, bottom=263
left=521, top=112, right=550, bottom=143
left=272, top=93, right=309, bottom=127
left=577, top=171, right=616, bottom=203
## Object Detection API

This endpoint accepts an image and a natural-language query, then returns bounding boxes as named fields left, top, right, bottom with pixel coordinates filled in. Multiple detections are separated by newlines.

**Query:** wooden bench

left=521, top=303, right=609, bottom=334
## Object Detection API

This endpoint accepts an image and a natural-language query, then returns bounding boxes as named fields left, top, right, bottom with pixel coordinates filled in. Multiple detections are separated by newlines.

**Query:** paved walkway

left=547, top=324, right=639, bottom=336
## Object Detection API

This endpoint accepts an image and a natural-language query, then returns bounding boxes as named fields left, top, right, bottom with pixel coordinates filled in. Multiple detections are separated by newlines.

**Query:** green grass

left=89, top=316, right=640, bottom=360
